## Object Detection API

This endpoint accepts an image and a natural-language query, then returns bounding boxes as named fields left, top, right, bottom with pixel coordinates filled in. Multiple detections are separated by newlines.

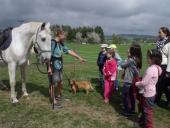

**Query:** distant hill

left=118, top=34, right=156, bottom=40
left=105, top=35, right=112, bottom=40
left=105, top=34, right=157, bottom=41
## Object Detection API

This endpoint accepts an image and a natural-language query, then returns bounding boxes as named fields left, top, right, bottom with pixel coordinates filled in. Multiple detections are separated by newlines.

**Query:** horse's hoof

left=23, top=93, right=29, bottom=96
left=22, top=92, right=29, bottom=97
left=11, top=98, right=19, bottom=104
left=22, top=94, right=30, bottom=100
left=25, top=96, right=30, bottom=100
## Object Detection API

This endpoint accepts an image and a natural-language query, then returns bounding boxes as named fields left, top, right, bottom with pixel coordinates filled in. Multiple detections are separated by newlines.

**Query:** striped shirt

left=156, top=37, right=168, bottom=50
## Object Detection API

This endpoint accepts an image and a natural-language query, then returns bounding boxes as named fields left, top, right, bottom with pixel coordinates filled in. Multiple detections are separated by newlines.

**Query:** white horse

left=0, top=22, right=52, bottom=103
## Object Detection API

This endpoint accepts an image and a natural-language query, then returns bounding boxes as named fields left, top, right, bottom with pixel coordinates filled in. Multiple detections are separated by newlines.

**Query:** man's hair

left=56, top=28, right=65, bottom=37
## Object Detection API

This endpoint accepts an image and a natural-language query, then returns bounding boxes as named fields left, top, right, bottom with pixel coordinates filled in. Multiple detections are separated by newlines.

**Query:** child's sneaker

left=121, top=112, right=133, bottom=117
left=104, top=99, right=109, bottom=104
left=55, top=96, right=62, bottom=101
left=54, top=102, right=63, bottom=109
left=138, top=119, right=144, bottom=127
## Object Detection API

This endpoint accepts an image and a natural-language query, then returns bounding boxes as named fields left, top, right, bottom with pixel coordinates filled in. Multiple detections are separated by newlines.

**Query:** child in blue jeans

left=121, top=43, right=142, bottom=116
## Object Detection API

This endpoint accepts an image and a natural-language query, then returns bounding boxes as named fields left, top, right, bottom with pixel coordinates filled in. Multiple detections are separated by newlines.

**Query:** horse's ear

left=41, top=22, right=46, bottom=30
left=45, top=22, right=50, bottom=29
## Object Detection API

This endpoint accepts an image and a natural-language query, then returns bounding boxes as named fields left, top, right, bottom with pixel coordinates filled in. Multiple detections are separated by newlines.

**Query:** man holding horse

left=48, top=28, right=85, bottom=108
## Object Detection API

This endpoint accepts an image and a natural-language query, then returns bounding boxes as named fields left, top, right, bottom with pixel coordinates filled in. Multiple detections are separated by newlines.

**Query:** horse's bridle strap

left=33, top=23, right=51, bottom=55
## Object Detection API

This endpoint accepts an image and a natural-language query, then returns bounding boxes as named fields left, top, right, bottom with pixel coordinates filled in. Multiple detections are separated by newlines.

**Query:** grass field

left=0, top=43, right=170, bottom=128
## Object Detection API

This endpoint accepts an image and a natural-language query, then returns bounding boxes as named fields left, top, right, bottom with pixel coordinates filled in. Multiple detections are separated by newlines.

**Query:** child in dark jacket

left=97, top=44, right=108, bottom=89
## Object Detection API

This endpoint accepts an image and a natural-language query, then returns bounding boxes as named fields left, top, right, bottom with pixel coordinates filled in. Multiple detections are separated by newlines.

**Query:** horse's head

left=34, top=22, right=52, bottom=63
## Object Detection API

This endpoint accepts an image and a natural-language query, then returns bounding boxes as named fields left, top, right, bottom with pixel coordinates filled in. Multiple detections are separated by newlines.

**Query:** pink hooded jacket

left=103, top=59, right=117, bottom=81
left=135, top=64, right=162, bottom=97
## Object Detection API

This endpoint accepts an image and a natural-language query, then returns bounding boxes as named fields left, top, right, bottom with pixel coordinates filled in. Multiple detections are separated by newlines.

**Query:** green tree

left=94, top=26, right=104, bottom=42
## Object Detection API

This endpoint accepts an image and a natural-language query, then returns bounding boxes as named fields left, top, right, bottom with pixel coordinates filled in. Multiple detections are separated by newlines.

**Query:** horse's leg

left=8, top=62, right=18, bottom=103
left=20, top=64, right=29, bottom=97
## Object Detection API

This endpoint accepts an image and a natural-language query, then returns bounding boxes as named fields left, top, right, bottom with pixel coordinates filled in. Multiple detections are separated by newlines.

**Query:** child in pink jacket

left=103, top=50, right=117, bottom=103
left=135, top=49, right=162, bottom=128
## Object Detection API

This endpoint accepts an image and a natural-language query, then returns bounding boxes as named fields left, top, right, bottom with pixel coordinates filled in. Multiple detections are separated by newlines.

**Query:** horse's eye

left=41, top=38, right=46, bottom=42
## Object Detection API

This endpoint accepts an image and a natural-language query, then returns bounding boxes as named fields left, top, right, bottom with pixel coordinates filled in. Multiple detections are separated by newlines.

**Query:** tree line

left=51, top=25, right=104, bottom=43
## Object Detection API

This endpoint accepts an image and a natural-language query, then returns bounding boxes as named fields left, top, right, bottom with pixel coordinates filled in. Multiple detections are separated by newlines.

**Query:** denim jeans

left=140, top=96, right=155, bottom=128
left=122, top=83, right=132, bottom=113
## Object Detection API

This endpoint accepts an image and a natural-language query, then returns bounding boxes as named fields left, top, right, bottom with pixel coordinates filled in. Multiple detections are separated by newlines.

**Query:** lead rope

left=72, top=43, right=77, bottom=78
left=47, top=63, right=55, bottom=109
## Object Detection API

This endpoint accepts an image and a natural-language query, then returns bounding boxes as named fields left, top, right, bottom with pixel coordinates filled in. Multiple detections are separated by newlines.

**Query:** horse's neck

left=18, top=22, right=41, bottom=39
left=26, top=22, right=42, bottom=33
left=16, top=22, right=41, bottom=51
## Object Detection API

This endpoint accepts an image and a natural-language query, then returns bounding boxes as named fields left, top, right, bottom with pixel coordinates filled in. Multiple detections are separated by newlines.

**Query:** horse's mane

left=19, top=22, right=42, bottom=30
left=18, top=22, right=51, bottom=34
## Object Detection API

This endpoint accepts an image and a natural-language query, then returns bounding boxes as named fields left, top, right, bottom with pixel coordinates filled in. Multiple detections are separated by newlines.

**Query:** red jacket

left=103, top=59, right=117, bottom=81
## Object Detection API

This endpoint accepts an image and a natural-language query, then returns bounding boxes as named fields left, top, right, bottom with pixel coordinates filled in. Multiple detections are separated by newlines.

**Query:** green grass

left=0, top=43, right=170, bottom=128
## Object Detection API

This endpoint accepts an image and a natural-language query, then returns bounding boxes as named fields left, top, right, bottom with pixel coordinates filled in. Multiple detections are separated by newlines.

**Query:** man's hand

left=47, top=63, right=52, bottom=75
left=79, top=57, right=86, bottom=63
left=68, top=50, right=86, bottom=63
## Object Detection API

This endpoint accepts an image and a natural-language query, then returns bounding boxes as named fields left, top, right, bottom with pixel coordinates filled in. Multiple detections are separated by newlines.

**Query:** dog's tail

left=89, top=83, right=94, bottom=91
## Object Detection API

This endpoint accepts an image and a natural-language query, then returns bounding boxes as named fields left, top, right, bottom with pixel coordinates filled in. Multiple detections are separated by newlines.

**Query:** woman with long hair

left=155, top=27, right=170, bottom=106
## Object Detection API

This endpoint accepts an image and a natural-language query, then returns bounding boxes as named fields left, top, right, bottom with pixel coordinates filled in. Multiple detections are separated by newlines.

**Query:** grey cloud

left=0, top=0, right=170, bottom=35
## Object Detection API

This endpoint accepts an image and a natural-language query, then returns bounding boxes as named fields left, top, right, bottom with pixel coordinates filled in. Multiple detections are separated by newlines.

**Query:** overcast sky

left=0, top=0, right=170, bottom=35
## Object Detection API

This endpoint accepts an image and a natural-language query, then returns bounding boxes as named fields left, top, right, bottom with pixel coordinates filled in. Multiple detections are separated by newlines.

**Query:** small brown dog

left=69, top=79, right=94, bottom=95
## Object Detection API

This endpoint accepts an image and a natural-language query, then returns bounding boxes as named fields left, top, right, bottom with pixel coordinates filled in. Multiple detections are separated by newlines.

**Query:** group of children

left=97, top=43, right=162, bottom=128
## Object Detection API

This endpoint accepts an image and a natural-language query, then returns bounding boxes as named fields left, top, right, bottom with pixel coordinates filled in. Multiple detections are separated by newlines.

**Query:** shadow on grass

left=156, top=100, right=170, bottom=111
left=90, top=77, right=104, bottom=98
left=91, top=78, right=123, bottom=114
left=90, top=78, right=140, bottom=124
left=110, top=89, right=122, bottom=112
left=1, top=79, right=49, bottom=99
left=0, top=80, right=10, bottom=90
left=109, top=85, right=140, bottom=125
